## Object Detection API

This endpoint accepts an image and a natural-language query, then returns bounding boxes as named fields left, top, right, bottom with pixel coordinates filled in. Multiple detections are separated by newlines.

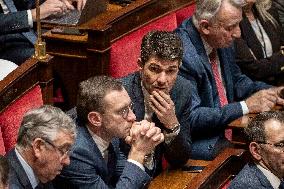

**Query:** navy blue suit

left=54, top=115, right=150, bottom=189
left=0, top=0, right=38, bottom=65
left=120, top=72, right=192, bottom=176
left=229, top=163, right=275, bottom=189
left=7, top=149, right=54, bottom=189
left=175, top=18, right=270, bottom=160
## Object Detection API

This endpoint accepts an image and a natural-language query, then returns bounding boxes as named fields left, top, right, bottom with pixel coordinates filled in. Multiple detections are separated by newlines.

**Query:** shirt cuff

left=27, top=10, right=33, bottom=27
left=127, top=159, right=145, bottom=171
left=240, top=101, right=249, bottom=115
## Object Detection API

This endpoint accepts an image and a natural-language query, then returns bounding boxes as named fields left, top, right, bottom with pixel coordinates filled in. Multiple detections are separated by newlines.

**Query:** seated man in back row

left=54, top=76, right=164, bottom=188
left=229, top=111, right=284, bottom=189
left=120, top=30, right=192, bottom=176
left=175, top=0, right=284, bottom=160
left=0, top=0, right=86, bottom=64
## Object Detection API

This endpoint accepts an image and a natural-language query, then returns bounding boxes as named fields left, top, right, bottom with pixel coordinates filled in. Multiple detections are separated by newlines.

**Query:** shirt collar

left=141, top=80, right=154, bottom=121
left=201, top=36, right=214, bottom=57
left=86, top=125, right=109, bottom=158
left=256, top=163, right=281, bottom=189
left=15, top=148, right=39, bottom=189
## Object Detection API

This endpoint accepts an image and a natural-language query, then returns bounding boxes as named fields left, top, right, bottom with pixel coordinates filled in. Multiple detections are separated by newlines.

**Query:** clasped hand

left=125, top=120, right=164, bottom=155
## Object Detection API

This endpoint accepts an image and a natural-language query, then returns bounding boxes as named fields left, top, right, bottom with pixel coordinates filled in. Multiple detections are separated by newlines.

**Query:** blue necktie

left=3, top=0, right=37, bottom=44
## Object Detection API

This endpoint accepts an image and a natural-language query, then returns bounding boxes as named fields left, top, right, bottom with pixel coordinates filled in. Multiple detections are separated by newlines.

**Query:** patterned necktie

left=209, top=50, right=231, bottom=140
left=2, top=0, right=37, bottom=44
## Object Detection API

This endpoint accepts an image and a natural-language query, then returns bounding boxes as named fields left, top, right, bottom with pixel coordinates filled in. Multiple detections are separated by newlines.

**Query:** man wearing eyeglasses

left=229, top=111, right=284, bottom=189
left=174, top=0, right=284, bottom=160
left=6, top=105, right=76, bottom=189
left=120, top=31, right=192, bottom=176
left=54, top=76, right=164, bottom=189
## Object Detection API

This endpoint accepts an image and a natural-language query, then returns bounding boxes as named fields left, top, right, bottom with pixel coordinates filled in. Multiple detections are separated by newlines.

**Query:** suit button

left=208, top=144, right=213, bottom=150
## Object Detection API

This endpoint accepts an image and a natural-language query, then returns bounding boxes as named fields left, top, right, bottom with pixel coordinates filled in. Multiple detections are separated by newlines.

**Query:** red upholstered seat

left=0, top=129, right=5, bottom=155
left=0, top=85, right=43, bottom=153
left=109, top=13, right=178, bottom=78
left=175, top=4, right=195, bottom=26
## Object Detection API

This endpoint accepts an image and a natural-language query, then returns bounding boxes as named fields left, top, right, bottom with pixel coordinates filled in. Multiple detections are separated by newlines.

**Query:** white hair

left=193, top=0, right=245, bottom=27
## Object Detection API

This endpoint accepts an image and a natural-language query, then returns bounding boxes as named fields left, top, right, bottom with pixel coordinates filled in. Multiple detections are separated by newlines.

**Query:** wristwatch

left=164, top=123, right=180, bottom=133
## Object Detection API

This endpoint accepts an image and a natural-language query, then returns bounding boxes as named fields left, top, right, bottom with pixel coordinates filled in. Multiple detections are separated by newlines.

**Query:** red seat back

left=175, top=4, right=196, bottom=26
left=0, top=86, right=43, bottom=153
left=0, top=57, right=53, bottom=154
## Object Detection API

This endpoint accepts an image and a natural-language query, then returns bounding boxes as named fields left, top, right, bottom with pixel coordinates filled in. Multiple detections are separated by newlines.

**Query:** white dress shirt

left=15, top=148, right=39, bottom=189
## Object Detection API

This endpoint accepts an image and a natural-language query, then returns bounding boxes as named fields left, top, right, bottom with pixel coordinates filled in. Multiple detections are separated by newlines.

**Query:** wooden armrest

left=186, top=148, right=248, bottom=189
left=0, top=55, right=53, bottom=113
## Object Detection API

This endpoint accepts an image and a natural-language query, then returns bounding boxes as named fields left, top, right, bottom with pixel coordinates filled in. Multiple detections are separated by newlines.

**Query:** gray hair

left=245, top=111, right=284, bottom=143
left=193, top=0, right=245, bottom=27
left=76, top=76, right=124, bottom=124
left=16, top=105, right=76, bottom=149
left=140, top=30, right=183, bottom=66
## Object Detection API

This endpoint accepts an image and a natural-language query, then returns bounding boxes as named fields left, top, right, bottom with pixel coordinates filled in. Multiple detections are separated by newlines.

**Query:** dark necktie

left=209, top=50, right=232, bottom=140
left=279, top=180, right=284, bottom=189
left=2, top=0, right=37, bottom=44
left=107, top=144, right=115, bottom=172
left=35, top=182, right=44, bottom=189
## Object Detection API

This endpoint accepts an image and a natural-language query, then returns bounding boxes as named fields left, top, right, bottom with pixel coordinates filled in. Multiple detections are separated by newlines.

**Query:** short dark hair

left=245, top=111, right=284, bottom=143
left=0, top=155, right=9, bottom=187
left=140, top=30, right=183, bottom=66
left=76, top=76, right=124, bottom=124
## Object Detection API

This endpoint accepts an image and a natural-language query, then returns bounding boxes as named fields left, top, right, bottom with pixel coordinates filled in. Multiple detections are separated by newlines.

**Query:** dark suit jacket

left=120, top=72, right=192, bottom=176
left=175, top=18, right=270, bottom=160
left=6, top=149, right=54, bottom=189
left=274, top=0, right=284, bottom=29
left=0, top=0, right=37, bottom=64
left=229, top=163, right=275, bottom=189
left=54, top=118, right=150, bottom=189
left=235, top=4, right=284, bottom=85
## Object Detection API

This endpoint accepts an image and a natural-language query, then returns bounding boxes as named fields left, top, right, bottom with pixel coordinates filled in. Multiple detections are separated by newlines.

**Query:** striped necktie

left=209, top=50, right=232, bottom=140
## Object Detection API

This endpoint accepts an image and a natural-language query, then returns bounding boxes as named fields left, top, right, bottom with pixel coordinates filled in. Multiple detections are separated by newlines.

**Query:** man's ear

left=138, top=58, right=143, bottom=70
left=249, top=142, right=262, bottom=161
left=199, top=19, right=211, bottom=35
left=32, top=138, right=45, bottom=159
left=88, top=111, right=102, bottom=127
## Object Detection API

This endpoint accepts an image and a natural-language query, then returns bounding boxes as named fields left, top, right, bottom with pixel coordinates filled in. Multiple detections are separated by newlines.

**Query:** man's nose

left=127, top=109, right=136, bottom=122
left=61, top=154, right=71, bottom=166
left=232, top=25, right=241, bottom=39
left=157, top=72, right=167, bottom=84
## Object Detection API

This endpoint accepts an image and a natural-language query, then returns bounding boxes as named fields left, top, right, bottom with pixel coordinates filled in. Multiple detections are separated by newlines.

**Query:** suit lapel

left=130, top=73, right=145, bottom=121
left=78, top=126, right=109, bottom=179
left=187, top=19, right=214, bottom=77
left=7, top=149, right=33, bottom=189
left=251, top=163, right=275, bottom=189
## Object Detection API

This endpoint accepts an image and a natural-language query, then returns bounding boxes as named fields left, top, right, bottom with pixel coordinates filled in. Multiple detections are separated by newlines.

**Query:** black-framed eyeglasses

left=41, top=138, right=72, bottom=157
left=118, top=102, right=134, bottom=119
left=257, top=141, right=284, bottom=152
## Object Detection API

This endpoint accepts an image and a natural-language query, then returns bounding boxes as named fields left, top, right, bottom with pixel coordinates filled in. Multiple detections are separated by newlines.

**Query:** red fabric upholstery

left=221, top=180, right=231, bottom=189
left=175, top=4, right=195, bottom=26
left=109, top=13, right=178, bottom=78
left=0, top=129, right=5, bottom=155
left=0, top=85, right=43, bottom=153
